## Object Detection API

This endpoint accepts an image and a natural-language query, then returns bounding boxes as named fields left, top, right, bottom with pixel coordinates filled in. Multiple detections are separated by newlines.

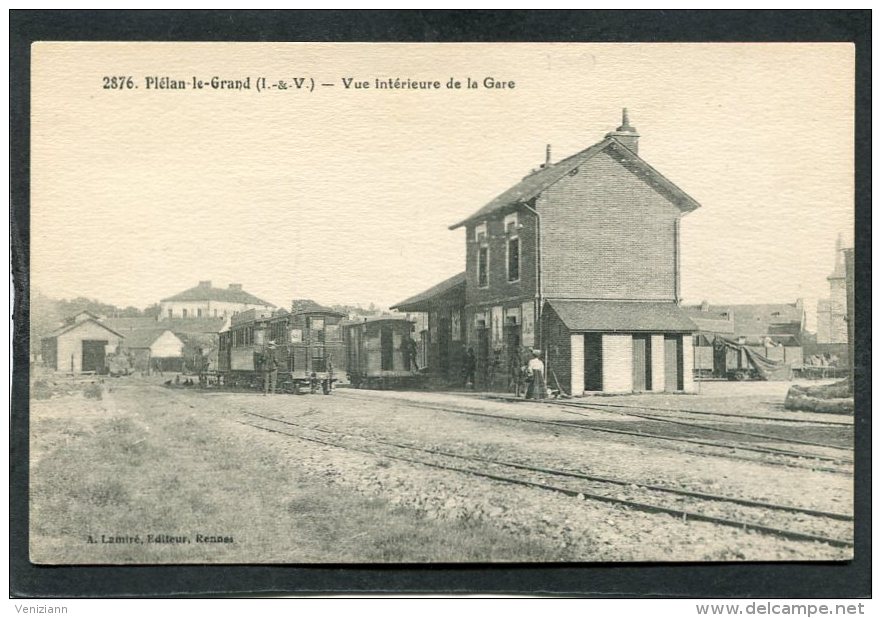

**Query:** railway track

left=546, top=400, right=853, bottom=453
left=335, top=392, right=853, bottom=474
left=237, top=408, right=853, bottom=549
left=534, top=398, right=853, bottom=428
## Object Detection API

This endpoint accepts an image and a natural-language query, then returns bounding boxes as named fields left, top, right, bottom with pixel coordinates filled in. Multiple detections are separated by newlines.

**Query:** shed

left=41, top=318, right=124, bottom=374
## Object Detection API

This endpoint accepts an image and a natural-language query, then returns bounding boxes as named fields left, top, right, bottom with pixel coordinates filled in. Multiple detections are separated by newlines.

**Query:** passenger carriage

left=217, top=303, right=346, bottom=394
left=343, top=316, right=423, bottom=389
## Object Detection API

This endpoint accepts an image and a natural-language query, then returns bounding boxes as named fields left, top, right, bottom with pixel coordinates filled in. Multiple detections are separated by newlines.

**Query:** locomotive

left=217, top=303, right=346, bottom=394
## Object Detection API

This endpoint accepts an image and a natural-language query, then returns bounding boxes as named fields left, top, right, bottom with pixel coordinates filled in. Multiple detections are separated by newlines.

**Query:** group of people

left=461, top=346, right=548, bottom=399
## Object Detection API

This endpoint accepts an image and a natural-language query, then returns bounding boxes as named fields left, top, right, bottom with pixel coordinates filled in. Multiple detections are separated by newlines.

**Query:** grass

left=29, top=382, right=561, bottom=564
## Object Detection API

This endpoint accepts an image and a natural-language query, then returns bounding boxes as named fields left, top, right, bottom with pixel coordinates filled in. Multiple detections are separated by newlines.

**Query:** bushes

left=784, top=379, right=853, bottom=414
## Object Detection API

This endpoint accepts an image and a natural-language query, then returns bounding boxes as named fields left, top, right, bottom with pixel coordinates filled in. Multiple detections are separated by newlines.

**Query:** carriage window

left=310, top=317, right=326, bottom=343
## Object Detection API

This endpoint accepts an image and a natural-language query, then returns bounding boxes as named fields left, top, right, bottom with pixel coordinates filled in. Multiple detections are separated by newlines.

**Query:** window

left=309, top=317, right=326, bottom=343
left=197, top=308, right=203, bottom=317
left=167, top=309, right=173, bottom=319
left=182, top=309, right=188, bottom=318
left=474, top=222, right=487, bottom=243
left=214, top=309, right=218, bottom=317
left=507, top=236, right=520, bottom=282
left=504, top=212, right=519, bottom=233
left=477, top=246, right=489, bottom=287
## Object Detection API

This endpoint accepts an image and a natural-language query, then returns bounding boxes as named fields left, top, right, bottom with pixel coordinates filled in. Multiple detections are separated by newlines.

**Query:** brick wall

left=465, top=206, right=537, bottom=308
left=542, top=307, right=571, bottom=395
left=539, top=151, right=680, bottom=300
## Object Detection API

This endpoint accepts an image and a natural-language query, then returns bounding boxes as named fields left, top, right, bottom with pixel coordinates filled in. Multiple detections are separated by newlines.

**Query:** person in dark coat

left=263, top=342, right=279, bottom=395
left=462, top=347, right=477, bottom=389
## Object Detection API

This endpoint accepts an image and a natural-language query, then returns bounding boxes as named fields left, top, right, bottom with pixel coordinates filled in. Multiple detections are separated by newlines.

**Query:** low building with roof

left=391, top=272, right=466, bottom=381
left=40, top=312, right=125, bottom=373
left=116, top=328, right=185, bottom=373
left=393, top=111, right=700, bottom=394
left=159, top=280, right=274, bottom=320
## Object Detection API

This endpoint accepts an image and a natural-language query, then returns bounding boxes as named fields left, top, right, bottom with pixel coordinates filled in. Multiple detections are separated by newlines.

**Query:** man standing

left=462, top=347, right=476, bottom=389
left=525, top=349, right=547, bottom=400
left=263, top=341, right=279, bottom=395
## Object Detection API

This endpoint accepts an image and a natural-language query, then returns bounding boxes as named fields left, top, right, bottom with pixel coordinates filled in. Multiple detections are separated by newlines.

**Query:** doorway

left=81, top=340, right=108, bottom=373
left=664, top=335, right=684, bottom=391
left=380, top=326, right=394, bottom=371
left=584, top=333, right=603, bottom=391
left=632, top=334, right=652, bottom=391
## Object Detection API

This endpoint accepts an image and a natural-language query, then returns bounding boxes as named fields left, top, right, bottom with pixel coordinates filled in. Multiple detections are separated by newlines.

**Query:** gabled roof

left=162, top=317, right=228, bottom=334
left=290, top=299, right=344, bottom=316
left=103, top=317, right=161, bottom=332
left=547, top=300, right=697, bottom=333
left=161, top=283, right=273, bottom=306
left=119, top=329, right=181, bottom=349
left=390, top=272, right=467, bottom=312
left=44, top=318, right=124, bottom=340
left=449, top=137, right=700, bottom=230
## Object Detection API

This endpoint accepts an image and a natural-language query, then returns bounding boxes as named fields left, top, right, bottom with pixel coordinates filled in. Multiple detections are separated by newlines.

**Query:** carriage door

left=82, top=340, right=108, bottom=373
left=380, top=325, right=394, bottom=370
left=664, top=335, right=683, bottom=391
left=632, top=335, right=651, bottom=391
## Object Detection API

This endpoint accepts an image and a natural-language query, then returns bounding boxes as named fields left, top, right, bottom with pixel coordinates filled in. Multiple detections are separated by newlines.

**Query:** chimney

left=546, top=144, right=552, bottom=166
left=228, top=283, right=242, bottom=291
left=198, top=280, right=212, bottom=288
left=605, top=107, right=640, bottom=154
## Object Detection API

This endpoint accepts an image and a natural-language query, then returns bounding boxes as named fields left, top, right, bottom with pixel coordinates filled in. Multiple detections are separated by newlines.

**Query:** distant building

left=393, top=110, right=700, bottom=394
left=159, top=281, right=274, bottom=320
left=105, top=315, right=228, bottom=373
left=816, top=235, right=850, bottom=344
left=40, top=313, right=124, bottom=373
left=682, top=300, right=806, bottom=375
left=116, top=328, right=185, bottom=373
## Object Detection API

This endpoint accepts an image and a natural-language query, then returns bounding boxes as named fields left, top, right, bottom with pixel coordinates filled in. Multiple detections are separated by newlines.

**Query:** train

left=215, top=305, right=421, bottom=393
left=217, top=304, right=346, bottom=394
left=344, top=315, right=423, bottom=389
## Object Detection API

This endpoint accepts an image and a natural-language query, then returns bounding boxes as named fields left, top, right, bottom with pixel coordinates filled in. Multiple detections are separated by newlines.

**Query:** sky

left=29, top=43, right=854, bottom=330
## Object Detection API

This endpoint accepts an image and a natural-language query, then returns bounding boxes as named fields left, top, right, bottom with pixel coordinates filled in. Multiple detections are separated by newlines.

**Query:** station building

left=393, top=111, right=700, bottom=394
left=160, top=280, right=274, bottom=320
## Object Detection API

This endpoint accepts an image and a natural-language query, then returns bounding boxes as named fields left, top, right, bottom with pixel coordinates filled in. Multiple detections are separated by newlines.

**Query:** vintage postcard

left=26, top=42, right=856, bottom=565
